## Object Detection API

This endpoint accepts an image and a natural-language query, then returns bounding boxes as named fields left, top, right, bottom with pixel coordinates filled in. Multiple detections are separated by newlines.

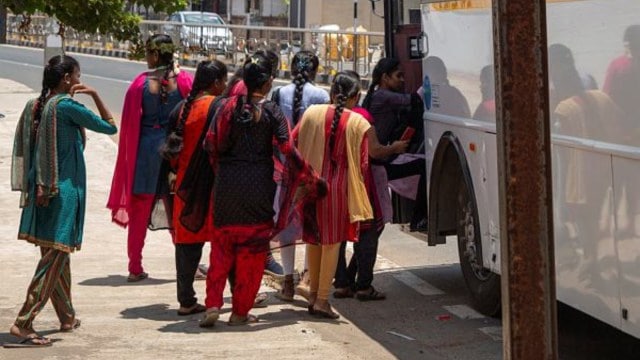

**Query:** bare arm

left=71, top=83, right=115, bottom=126
left=366, top=127, right=408, bottom=160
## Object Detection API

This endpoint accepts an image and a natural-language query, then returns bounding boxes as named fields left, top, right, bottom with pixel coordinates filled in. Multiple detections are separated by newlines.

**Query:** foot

left=199, top=308, right=220, bottom=328
left=194, top=264, right=208, bottom=281
left=59, top=318, right=81, bottom=332
left=228, top=313, right=259, bottom=326
left=127, top=272, right=148, bottom=282
left=275, top=274, right=295, bottom=302
left=356, top=286, right=386, bottom=301
left=312, top=299, right=340, bottom=320
left=177, top=303, right=206, bottom=316
left=253, top=292, right=269, bottom=308
left=9, top=324, right=51, bottom=345
left=409, top=218, right=428, bottom=232
left=295, top=270, right=311, bottom=301
left=263, top=254, right=284, bottom=279
left=333, top=287, right=355, bottom=299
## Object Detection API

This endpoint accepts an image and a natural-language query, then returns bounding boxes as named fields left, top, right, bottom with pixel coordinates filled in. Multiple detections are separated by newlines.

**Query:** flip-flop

left=311, top=307, right=340, bottom=320
left=3, top=336, right=52, bottom=348
left=59, top=318, right=81, bottom=332
left=252, top=292, right=268, bottom=308
left=356, top=287, right=386, bottom=301
left=199, top=309, right=220, bottom=328
left=177, top=304, right=206, bottom=316
left=227, top=314, right=259, bottom=326
left=333, top=287, right=355, bottom=299
left=127, top=272, right=148, bottom=282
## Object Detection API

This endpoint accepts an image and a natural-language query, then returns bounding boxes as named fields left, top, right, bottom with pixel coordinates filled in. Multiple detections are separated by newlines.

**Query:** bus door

left=382, top=0, right=428, bottom=223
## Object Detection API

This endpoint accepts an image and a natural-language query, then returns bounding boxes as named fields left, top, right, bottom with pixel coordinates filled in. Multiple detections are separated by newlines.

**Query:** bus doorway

left=382, top=0, right=427, bottom=224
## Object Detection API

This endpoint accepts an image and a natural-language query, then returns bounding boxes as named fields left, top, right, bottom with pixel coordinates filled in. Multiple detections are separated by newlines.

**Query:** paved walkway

left=0, top=78, right=401, bottom=359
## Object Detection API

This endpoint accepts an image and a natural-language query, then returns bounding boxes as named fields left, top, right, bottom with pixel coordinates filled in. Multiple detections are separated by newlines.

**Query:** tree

left=0, top=0, right=188, bottom=58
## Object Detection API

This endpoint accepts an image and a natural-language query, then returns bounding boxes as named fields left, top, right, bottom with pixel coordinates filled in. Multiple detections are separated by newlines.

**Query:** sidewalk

left=0, top=78, right=398, bottom=359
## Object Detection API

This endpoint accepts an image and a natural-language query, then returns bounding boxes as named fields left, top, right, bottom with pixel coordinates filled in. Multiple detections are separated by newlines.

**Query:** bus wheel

left=457, top=181, right=501, bottom=317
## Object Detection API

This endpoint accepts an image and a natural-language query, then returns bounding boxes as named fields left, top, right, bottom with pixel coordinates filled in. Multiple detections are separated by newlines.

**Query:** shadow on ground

left=78, top=275, right=174, bottom=287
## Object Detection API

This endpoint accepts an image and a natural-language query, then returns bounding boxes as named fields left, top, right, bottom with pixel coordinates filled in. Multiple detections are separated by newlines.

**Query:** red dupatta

left=107, top=70, right=193, bottom=227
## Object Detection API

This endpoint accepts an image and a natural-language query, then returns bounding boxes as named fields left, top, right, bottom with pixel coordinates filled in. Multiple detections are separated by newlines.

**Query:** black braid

left=328, top=90, right=346, bottom=166
left=160, top=60, right=174, bottom=104
left=292, top=72, right=307, bottom=125
left=161, top=60, right=227, bottom=160
left=361, top=83, right=377, bottom=110
left=33, top=87, right=48, bottom=134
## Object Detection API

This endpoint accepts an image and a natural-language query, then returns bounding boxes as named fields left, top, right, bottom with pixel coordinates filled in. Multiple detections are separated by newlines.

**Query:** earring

left=65, top=81, right=70, bottom=85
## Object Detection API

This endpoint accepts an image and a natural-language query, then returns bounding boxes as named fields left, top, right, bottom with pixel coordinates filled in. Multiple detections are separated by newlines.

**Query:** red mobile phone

left=400, top=127, right=416, bottom=141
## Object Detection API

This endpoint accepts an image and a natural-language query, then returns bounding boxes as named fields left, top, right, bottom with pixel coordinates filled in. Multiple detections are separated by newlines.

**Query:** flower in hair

left=297, top=57, right=310, bottom=70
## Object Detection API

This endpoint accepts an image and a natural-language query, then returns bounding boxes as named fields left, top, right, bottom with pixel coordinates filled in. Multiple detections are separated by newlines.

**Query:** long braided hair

left=290, top=50, right=320, bottom=125
left=361, top=57, right=400, bottom=110
left=161, top=60, right=228, bottom=160
left=234, top=52, right=273, bottom=125
left=34, top=55, right=79, bottom=132
left=328, top=71, right=361, bottom=166
left=146, top=34, right=176, bottom=104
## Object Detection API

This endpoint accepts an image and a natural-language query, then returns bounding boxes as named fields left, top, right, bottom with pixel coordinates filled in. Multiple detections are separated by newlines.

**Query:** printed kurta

left=173, top=96, right=216, bottom=243
left=295, top=105, right=372, bottom=245
left=17, top=98, right=117, bottom=252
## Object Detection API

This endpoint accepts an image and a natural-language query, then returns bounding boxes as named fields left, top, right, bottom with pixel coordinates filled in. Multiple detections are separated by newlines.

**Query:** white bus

left=412, top=0, right=640, bottom=338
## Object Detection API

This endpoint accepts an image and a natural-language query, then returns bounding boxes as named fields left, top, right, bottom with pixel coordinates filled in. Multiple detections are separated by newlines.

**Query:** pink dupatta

left=107, top=71, right=193, bottom=227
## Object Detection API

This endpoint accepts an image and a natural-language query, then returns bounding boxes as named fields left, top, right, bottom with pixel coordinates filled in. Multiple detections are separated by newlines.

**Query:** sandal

left=199, top=308, right=220, bottom=328
left=311, top=306, right=340, bottom=320
left=127, top=272, right=148, bottom=282
left=3, top=336, right=52, bottom=348
left=356, top=287, right=386, bottom=301
left=177, top=303, right=206, bottom=316
left=59, top=318, right=81, bottom=332
left=333, top=287, right=355, bottom=299
left=253, top=292, right=269, bottom=308
left=228, top=314, right=259, bottom=326
left=194, top=267, right=207, bottom=281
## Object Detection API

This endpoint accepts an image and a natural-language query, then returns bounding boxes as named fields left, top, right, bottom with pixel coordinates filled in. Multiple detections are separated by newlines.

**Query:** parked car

left=165, top=11, right=233, bottom=54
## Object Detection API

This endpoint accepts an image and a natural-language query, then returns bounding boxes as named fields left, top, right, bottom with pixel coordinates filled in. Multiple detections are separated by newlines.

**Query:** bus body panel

left=420, top=0, right=640, bottom=338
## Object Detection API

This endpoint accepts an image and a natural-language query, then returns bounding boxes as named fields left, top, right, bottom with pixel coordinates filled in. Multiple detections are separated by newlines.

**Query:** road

left=0, top=44, right=639, bottom=359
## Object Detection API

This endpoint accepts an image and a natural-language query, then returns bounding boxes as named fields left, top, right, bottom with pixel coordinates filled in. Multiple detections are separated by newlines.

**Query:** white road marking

left=375, top=254, right=445, bottom=296
left=386, top=330, right=416, bottom=341
left=479, top=326, right=503, bottom=341
left=443, top=304, right=485, bottom=319
left=0, top=58, right=132, bottom=84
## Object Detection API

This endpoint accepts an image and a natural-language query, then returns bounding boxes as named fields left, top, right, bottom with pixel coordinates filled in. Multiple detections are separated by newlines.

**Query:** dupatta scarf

left=107, top=71, right=193, bottom=227
left=12, top=94, right=70, bottom=207
left=200, top=95, right=326, bottom=251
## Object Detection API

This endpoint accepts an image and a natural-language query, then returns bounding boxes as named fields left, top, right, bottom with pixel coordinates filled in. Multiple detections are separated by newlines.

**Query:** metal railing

left=5, top=14, right=386, bottom=80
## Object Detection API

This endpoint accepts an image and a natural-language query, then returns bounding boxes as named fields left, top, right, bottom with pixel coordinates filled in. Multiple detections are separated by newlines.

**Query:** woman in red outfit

left=160, top=60, right=228, bottom=316
left=199, top=53, right=307, bottom=327
left=294, top=72, right=407, bottom=319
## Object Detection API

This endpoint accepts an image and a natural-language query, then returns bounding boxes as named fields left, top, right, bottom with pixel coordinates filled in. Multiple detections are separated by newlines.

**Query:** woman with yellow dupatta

left=293, top=71, right=406, bottom=319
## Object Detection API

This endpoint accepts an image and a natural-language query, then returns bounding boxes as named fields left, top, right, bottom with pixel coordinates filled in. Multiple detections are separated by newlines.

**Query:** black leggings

left=384, top=159, right=427, bottom=223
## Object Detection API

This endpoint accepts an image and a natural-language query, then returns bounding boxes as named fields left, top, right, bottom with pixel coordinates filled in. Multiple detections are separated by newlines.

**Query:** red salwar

left=204, top=224, right=270, bottom=316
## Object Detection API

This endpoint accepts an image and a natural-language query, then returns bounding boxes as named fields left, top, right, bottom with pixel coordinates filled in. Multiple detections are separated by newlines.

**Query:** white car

left=166, top=11, right=233, bottom=54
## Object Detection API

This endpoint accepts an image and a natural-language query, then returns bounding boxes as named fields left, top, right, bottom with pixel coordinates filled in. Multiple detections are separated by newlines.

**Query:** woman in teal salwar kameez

left=8, top=55, right=116, bottom=348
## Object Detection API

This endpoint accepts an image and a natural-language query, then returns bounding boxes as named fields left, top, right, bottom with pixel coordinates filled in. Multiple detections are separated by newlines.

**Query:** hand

left=36, top=185, right=50, bottom=207
left=391, top=140, right=409, bottom=154
left=70, top=83, right=97, bottom=98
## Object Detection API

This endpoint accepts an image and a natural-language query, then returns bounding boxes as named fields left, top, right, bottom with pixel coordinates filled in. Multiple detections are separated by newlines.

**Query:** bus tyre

left=456, top=181, right=501, bottom=317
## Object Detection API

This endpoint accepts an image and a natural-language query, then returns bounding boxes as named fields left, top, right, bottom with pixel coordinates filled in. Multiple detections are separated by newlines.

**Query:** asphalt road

left=1, top=44, right=639, bottom=359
